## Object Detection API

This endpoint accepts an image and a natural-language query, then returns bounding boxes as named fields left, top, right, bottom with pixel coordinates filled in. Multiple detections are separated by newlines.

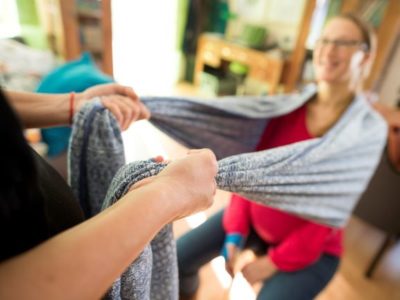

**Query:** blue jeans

left=177, top=210, right=340, bottom=300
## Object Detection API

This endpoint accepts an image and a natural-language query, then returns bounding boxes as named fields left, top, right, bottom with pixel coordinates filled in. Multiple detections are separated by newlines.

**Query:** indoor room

left=0, top=0, right=399, bottom=299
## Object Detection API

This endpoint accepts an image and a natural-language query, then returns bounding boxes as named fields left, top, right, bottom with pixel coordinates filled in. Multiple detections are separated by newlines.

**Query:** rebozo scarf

left=69, top=84, right=387, bottom=300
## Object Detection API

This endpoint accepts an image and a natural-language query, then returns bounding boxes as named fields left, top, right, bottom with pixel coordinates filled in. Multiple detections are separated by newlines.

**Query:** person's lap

left=257, top=253, right=339, bottom=300
left=177, top=210, right=226, bottom=296
left=177, top=210, right=340, bottom=299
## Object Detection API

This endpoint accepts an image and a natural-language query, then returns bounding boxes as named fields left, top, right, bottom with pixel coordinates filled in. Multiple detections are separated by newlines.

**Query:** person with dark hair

left=0, top=84, right=218, bottom=299
left=177, top=14, right=380, bottom=300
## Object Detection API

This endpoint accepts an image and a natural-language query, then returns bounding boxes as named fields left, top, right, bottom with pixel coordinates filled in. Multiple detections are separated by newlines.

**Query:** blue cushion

left=36, top=52, right=113, bottom=157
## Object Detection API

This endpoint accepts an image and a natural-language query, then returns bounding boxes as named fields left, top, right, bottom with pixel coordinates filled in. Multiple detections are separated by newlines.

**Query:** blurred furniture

left=36, top=0, right=113, bottom=75
left=195, top=0, right=400, bottom=93
left=353, top=149, right=400, bottom=278
left=0, top=38, right=56, bottom=91
left=340, top=0, right=400, bottom=90
left=294, top=0, right=400, bottom=92
left=194, top=34, right=284, bottom=94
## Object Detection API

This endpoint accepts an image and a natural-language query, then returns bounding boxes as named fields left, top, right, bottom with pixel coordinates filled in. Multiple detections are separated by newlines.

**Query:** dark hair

left=0, top=88, right=48, bottom=260
left=338, top=13, right=375, bottom=52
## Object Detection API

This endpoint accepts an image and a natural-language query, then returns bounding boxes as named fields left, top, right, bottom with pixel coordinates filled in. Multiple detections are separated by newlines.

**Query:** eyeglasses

left=315, top=38, right=368, bottom=51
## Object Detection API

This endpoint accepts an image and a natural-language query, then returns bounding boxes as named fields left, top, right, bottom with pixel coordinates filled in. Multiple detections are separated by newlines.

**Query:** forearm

left=0, top=181, right=176, bottom=300
left=4, top=90, right=74, bottom=128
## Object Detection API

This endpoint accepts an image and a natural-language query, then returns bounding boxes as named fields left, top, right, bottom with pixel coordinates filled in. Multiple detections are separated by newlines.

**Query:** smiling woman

left=177, top=14, right=385, bottom=300
left=312, top=14, right=375, bottom=93
left=307, top=14, right=376, bottom=137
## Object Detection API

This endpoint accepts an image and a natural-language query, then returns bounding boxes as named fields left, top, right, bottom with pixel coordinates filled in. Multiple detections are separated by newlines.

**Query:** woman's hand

left=76, top=83, right=150, bottom=130
left=241, top=255, right=278, bottom=285
left=224, top=243, right=241, bottom=277
left=130, top=149, right=218, bottom=221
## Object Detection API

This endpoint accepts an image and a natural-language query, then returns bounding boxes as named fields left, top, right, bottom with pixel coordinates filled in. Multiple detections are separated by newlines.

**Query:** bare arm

left=0, top=149, right=217, bottom=300
left=5, top=90, right=71, bottom=128
left=4, top=83, right=150, bottom=129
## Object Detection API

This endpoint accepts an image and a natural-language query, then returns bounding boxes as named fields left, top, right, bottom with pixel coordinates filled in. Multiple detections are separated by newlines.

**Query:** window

left=0, top=0, right=20, bottom=38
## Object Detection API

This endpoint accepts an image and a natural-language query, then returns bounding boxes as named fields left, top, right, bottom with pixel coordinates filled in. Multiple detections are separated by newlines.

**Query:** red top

left=223, top=105, right=343, bottom=272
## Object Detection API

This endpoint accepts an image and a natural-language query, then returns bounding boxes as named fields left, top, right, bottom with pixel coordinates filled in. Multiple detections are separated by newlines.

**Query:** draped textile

left=141, top=84, right=387, bottom=227
left=68, top=84, right=387, bottom=299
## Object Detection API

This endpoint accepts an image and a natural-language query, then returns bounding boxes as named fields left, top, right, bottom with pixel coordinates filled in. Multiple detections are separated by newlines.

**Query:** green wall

left=16, top=0, right=48, bottom=49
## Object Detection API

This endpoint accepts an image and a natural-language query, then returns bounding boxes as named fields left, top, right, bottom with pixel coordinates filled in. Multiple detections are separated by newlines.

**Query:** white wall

left=229, top=0, right=307, bottom=51
left=112, top=0, right=180, bottom=95
left=0, top=0, right=20, bottom=38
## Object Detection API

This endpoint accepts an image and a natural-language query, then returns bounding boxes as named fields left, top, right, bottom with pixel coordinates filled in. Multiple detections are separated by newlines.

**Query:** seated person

left=177, top=14, right=377, bottom=300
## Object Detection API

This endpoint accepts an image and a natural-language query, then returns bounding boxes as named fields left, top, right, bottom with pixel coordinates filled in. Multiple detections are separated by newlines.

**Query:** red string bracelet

left=69, top=92, right=75, bottom=125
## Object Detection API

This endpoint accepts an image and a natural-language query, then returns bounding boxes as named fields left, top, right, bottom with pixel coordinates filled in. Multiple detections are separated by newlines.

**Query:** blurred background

left=0, top=1, right=399, bottom=299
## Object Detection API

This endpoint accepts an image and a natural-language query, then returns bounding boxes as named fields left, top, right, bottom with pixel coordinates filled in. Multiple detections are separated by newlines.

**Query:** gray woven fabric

left=68, top=99, right=125, bottom=218
left=141, top=84, right=387, bottom=227
left=101, top=161, right=177, bottom=300
left=143, top=84, right=317, bottom=159
left=69, top=101, right=177, bottom=300
left=68, top=84, right=387, bottom=300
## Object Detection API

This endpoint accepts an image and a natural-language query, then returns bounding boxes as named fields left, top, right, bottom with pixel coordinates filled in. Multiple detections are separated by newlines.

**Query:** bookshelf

left=37, top=0, right=113, bottom=75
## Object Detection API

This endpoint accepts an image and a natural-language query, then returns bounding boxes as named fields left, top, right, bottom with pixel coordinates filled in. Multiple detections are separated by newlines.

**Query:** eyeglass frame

left=315, top=37, right=369, bottom=52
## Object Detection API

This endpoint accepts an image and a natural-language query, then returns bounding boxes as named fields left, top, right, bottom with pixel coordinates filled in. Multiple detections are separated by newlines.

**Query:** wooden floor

left=126, top=82, right=400, bottom=299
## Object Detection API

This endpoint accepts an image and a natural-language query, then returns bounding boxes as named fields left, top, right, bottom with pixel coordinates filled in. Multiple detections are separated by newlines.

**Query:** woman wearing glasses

left=178, top=14, right=378, bottom=300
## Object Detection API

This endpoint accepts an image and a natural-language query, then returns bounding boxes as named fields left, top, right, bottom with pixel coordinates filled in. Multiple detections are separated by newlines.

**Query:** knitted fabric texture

left=68, top=100, right=177, bottom=300
left=68, top=84, right=387, bottom=299
left=140, top=84, right=387, bottom=227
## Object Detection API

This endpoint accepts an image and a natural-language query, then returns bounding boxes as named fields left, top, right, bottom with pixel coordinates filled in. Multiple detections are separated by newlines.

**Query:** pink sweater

left=223, top=105, right=342, bottom=272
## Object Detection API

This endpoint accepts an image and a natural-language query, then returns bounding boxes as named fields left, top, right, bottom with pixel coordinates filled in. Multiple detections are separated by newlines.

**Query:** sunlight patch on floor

left=122, top=120, right=168, bottom=163
left=229, top=273, right=256, bottom=300
left=185, top=212, right=208, bottom=229
left=211, top=256, right=232, bottom=289
left=210, top=257, right=257, bottom=300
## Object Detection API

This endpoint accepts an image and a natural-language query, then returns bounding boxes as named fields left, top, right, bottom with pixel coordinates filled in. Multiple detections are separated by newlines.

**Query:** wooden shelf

left=194, top=34, right=284, bottom=94
left=37, top=0, right=113, bottom=76
left=77, top=9, right=102, bottom=20
left=195, top=0, right=400, bottom=93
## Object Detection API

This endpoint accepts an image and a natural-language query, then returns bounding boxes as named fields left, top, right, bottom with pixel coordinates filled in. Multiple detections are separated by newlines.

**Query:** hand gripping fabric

left=69, top=100, right=177, bottom=300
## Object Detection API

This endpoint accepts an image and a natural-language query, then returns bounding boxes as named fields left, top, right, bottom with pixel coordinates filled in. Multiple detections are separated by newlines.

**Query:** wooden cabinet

left=194, top=34, right=284, bottom=94
left=37, top=0, right=113, bottom=75
left=193, top=0, right=315, bottom=94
